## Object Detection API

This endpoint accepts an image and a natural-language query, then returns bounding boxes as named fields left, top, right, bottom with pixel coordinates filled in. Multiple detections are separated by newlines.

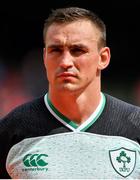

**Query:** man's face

left=44, top=20, right=108, bottom=93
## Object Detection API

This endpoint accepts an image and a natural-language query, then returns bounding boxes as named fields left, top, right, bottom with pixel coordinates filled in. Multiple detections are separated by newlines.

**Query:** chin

left=57, top=83, right=79, bottom=92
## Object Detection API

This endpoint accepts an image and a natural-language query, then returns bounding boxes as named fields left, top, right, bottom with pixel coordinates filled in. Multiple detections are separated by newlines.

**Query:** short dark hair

left=43, top=7, right=106, bottom=48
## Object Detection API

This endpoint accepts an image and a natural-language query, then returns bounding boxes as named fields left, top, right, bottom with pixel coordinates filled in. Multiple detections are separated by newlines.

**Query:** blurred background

left=0, top=0, right=140, bottom=118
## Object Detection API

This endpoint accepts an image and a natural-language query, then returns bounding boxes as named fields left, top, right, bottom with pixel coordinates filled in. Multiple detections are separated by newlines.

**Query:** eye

left=70, top=48, right=86, bottom=56
left=49, top=48, right=62, bottom=53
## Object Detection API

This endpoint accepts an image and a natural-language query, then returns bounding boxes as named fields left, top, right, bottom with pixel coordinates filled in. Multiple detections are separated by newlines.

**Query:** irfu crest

left=109, top=147, right=136, bottom=177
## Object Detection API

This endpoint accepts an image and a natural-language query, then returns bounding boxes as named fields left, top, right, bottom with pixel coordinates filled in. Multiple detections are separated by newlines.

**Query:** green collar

left=44, top=93, right=106, bottom=132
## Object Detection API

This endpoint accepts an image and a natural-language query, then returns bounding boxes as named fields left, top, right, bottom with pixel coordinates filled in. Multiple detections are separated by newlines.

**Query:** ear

left=98, top=47, right=111, bottom=70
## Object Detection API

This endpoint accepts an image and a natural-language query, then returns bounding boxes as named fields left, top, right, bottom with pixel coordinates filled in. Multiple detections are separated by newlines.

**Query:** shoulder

left=105, top=93, right=140, bottom=112
left=0, top=95, right=46, bottom=129
left=103, top=93, right=140, bottom=143
left=104, top=93, right=140, bottom=124
left=8, top=95, right=45, bottom=114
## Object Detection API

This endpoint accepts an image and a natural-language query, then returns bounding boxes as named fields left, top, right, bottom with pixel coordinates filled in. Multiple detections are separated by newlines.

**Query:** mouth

left=57, top=72, right=77, bottom=78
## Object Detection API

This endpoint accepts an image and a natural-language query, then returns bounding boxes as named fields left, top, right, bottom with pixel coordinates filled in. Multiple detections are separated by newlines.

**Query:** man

left=0, top=7, right=140, bottom=179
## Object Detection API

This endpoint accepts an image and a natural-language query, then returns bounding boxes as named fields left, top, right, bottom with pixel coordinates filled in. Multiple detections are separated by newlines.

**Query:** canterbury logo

left=23, top=154, right=48, bottom=167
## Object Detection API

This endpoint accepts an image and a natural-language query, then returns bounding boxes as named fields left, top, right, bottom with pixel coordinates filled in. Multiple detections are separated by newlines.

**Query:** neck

left=48, top=83, right=101, bottom=125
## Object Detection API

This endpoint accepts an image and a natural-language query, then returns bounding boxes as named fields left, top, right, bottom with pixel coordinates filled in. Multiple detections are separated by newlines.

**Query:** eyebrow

left=69, top=44, right=87, bottom=49
left=47, top=44, right=87, bottom=49
left=47, top=44, right=64, bottom=49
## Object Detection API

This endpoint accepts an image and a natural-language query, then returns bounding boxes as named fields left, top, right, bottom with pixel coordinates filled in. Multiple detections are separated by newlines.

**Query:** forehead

left=45, top=20, right=100, bottom=45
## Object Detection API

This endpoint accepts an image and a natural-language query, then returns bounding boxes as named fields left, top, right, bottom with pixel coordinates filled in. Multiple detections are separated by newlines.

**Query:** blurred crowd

left=0, top=48, right=48, bottom=118
left=0, top=48, right=140, bottom=118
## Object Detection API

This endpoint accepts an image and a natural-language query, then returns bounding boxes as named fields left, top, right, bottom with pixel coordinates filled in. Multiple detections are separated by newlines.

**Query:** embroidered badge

left=109, top=147, right=136, bottom=177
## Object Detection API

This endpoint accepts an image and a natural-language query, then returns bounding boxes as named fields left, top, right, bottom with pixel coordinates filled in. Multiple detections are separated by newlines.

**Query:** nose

left=59, top=51, right=74, bottom=69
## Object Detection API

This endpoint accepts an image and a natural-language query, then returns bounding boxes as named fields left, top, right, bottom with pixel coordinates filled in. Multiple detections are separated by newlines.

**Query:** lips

left=57, top=72, right=77, bottom=78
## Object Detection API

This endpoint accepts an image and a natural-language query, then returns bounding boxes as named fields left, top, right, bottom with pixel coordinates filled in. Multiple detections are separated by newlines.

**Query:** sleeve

left=0, top=117, right=14, bottom=178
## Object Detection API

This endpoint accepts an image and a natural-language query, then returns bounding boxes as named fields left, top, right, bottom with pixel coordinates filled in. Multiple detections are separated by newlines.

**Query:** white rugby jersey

left=5, top=93, right=140, bottom=179
left=6, top=131, right=140, bottom=179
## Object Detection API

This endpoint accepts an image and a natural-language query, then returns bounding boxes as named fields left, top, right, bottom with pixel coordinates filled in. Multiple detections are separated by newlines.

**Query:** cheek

left=77, top=56, right=99, bottom=73
left=44, top=60, right=53, bottom=79
left=45, top=59, right=59, bottom=81
left=45, top=58, right=55, bottom=71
